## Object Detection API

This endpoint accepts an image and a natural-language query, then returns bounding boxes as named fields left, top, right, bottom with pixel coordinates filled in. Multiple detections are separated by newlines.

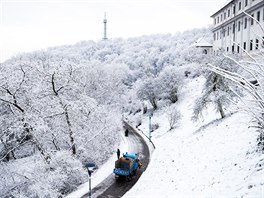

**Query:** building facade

left=211, top=0, right=264, bottom=54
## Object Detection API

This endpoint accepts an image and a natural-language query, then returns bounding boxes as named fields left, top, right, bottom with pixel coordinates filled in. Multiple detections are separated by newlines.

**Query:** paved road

left=82, top=121, right=150, bottom=198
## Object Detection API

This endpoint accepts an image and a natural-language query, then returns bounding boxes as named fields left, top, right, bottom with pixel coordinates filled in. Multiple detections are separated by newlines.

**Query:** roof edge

left=210, top=0, right=234, bottom=18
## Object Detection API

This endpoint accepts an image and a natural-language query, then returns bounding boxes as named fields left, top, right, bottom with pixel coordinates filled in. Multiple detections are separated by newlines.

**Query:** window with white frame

left=256, top=39, right=259, bottom=49
left=257, top=11, right=260, bottom=21
left=244, top=17, right=247, bottom=29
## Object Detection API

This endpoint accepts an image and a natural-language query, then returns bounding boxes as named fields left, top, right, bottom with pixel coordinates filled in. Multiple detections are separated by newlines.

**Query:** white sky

left=0, top=0, right=228, bottom=62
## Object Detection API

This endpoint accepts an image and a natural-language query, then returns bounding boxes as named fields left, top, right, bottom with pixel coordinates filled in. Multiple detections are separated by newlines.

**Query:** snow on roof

left=211, top=0, right=234, bottom=17
left=193, top=37, right=213, bottom=48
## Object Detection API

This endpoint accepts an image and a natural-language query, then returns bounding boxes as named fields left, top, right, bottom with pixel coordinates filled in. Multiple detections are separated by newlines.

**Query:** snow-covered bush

left=0, top=151, right=86, bottom=198
left=166, top=105, right=182, bottom=130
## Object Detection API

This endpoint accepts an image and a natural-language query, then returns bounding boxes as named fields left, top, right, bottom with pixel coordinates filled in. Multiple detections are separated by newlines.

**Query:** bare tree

left=50, top=65, right=76, bottom=155
left=166, top=105, right=181, bottom=130
left=0, top=60, right=50, bottom=163
left=192, top=56, right=241, bottom=121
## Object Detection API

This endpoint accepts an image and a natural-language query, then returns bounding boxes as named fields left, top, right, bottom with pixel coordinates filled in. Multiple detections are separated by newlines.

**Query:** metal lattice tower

left=103, top=12, right=108, bottom=40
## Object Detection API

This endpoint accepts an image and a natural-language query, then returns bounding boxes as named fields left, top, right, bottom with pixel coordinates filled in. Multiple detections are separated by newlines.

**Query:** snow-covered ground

left=67, top=77, right=264, bottom=197
left=123, top=77, right=264, bottom=198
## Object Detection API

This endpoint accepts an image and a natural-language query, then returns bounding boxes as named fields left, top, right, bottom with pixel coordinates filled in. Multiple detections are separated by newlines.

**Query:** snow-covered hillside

left=124, top=77, right=264, bottom=197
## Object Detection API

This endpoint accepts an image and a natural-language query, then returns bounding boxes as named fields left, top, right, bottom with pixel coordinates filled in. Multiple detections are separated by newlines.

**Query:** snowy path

left=65, top=121, right=150, bottom=198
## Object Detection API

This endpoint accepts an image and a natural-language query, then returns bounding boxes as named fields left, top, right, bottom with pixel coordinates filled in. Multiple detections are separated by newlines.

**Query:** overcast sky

left=0, top=0, right=228, bottom=62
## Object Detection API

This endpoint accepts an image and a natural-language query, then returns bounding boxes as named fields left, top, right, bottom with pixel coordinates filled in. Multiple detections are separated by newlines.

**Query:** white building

left=193, top=37, right=213, bottom=54
left=211, top=0, right=264, bottom=54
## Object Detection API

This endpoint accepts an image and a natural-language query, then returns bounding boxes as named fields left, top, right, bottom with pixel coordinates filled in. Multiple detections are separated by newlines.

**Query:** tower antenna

left=103, top=12, right=108, bottom=40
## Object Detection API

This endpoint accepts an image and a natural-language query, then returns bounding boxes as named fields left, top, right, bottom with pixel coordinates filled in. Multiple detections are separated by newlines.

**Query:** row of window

left=214, top=8, right=264, bottom=41
left=214, top=0, right=256, bottom=25
left=225, top=37, right=264, bottom=53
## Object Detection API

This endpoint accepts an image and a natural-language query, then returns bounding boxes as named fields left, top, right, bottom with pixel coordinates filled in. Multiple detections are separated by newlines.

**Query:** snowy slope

left=123, top=77, right=264, bottom=198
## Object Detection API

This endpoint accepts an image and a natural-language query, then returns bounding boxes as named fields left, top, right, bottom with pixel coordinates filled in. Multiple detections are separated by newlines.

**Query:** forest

left=1, top=26, right=263, bottom=197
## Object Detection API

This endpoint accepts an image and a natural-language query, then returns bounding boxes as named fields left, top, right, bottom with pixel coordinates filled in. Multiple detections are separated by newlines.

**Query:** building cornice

left=210, top=0, right=234, bottom=18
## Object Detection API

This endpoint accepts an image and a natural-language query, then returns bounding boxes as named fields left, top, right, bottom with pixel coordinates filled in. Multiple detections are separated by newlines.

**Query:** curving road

left=82, top=121, right=150, bottom=198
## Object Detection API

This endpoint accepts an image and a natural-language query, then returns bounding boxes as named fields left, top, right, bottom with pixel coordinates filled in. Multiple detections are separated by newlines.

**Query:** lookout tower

left=103, top=12, right=108, bottom=40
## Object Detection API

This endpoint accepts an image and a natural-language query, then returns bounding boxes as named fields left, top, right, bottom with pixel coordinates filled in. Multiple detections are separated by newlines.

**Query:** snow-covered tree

left=207, top=53, right=264, bottom=150
left=206, top=17, right=264, bottom=150
left=136, top=78, right=159, bottom=110
left=156, top=65, right=183, bottom=104
left=166, top=104, right=181, bottom=130
left=193, top=56, right=241, bottom=121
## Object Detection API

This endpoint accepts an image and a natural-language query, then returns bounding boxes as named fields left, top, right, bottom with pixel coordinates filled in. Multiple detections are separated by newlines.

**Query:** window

left=238, top=21, right=241, bottom=31
left=217, top=32, right=219, bottom=40
left=243, top=42, right=246, bottom=50
left=214, top=33, right=216, bottom=40
left=244, top=18, right=247, bottom=29
left=224, top=12, right=226, bottom=20
left=228, top=9, right=230, bottom=17
left=250, top=40, right=253, bottom=50
left=233, top=23, right=235, bottom=34
left=251, top=14, right=254, bottom=25
left=245, top=0, right=248, bottom=7
left=217, top=16, right=219, bottom=23
left=256, top=39, right=259, bottom=49
left=237, top=45, right=240, bottom=53
left=233, top=5, right=236, bottom=14
left=262, top=37, right=264, bottom=47
left=232, top=45, right=235, bottom=52
left=257, top=11, right=260, bottom=22
left=223, top=29, right=225, bottom=37
left=227, top=47, right=229, bottom=52
left=227, top=27, right=230, bottom=36
left=239, top=2, right=241, bottom=10
left=221, top=14, right=223, bottom=21
left=263, top=8, right=264, bottom=21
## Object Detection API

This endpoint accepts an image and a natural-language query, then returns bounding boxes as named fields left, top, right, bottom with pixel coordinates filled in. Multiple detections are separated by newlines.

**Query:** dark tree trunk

left=150, top=98, right=157, bottom=110
left=217, top=99, right=225, bottom=119
left=64, top=107, right=76, bottom=155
